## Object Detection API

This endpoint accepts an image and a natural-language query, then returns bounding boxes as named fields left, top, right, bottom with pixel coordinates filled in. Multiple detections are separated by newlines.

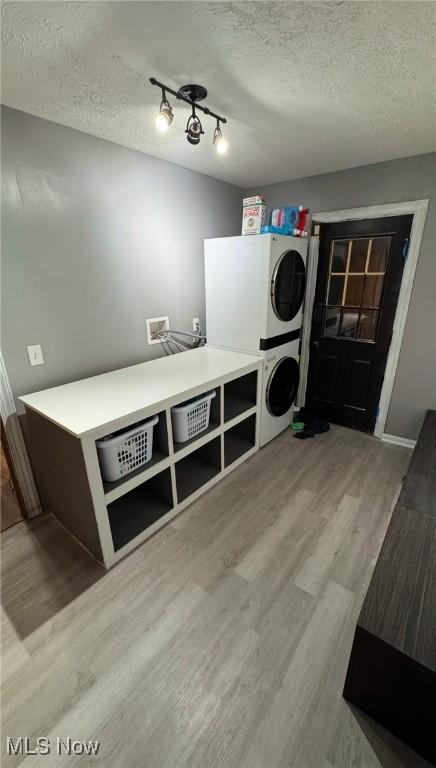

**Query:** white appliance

left=205, top=234, right=307, bottom=354
left=259, top=340, right=300, bottom=447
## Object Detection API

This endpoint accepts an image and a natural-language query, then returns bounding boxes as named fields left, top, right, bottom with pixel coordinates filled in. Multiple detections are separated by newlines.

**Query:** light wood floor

left=1, top=426, right=430, bottom=767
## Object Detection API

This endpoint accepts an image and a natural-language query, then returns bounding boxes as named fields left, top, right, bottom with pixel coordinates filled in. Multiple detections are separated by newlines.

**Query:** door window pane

left=327, top=276, right=344, bottom=304
left=357, top=310, right=378, bottom=341
left=339, top=309, right=359, bottom=338
left=369, top=236, right=391, bottom=272
left=349, top=239, right=369, bottom=272
left=324, top=306, right=341, bottom=336
left=363, top=275, right=384, bottom=307
left=331, top=240, right=349, bottom=272
left=322, top=234, right=387, bottom=342
left=345, top=275, right=364, bottom=306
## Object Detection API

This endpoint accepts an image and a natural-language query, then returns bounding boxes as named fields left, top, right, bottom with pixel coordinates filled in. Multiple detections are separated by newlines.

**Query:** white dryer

left=259, top=340, right=300, bottom=447
left=205, top=234, right=307, bottom=354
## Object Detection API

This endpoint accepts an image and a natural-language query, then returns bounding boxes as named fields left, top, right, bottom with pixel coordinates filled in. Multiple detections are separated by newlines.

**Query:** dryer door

left=271, top=250, right=306, bottom=322
left=266, top=356, right=300, bottom=416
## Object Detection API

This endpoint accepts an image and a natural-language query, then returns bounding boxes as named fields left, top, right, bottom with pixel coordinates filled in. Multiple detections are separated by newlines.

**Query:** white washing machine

left=205, top=234, right=307, bottom=354
left=259, top=340, right=300, bottom=447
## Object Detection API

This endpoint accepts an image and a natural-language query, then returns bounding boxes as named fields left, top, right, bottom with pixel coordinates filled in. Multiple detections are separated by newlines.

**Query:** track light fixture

left=150, top=77, right=228, bottom=153
left=155, top=87, right=174, bottom=132
left=185, top=106, right=204, bottom=145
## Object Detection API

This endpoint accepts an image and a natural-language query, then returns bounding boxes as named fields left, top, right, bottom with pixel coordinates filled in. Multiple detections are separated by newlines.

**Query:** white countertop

left=19, top=346, right=261, bottom=437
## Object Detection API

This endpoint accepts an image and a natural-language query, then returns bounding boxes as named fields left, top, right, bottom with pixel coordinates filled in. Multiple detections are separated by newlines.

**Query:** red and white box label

left=241, top=205, right=266, bottom=235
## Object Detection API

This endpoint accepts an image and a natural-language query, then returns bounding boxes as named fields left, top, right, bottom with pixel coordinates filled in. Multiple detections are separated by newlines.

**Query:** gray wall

left=1, top=106, right=243, bottom=405
left=247, top=153, right=436, bottom=440
left=2, top=106, right=434, bottom=441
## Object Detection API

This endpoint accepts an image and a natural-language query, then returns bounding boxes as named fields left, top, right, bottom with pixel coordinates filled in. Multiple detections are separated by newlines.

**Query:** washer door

left=271, top=250, right=306, bottom=321
left=266, top=356, right=300, bottom=416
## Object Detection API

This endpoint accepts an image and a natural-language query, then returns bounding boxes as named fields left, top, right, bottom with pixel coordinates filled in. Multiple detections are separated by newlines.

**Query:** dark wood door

left=1, top=421, right=25, bottom=531
left=306, top=215, right=413, bottom=432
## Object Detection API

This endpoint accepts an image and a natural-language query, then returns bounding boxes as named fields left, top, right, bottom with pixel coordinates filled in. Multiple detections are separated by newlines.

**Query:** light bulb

left=216, top=137, right=228, bottom=155
left=155, top=112, right=170, bottom=132
left=155, top=94, right=173, bottom=133
left=213, top=123, right=228, bottom=155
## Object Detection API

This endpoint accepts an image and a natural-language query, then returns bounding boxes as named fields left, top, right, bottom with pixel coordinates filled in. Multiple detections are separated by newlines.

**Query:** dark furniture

left=343, top=410, right=436, bottom=765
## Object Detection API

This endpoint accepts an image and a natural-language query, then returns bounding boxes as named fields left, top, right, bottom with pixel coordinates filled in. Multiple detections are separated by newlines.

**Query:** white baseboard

left=382, top=433, right=416, bottom=449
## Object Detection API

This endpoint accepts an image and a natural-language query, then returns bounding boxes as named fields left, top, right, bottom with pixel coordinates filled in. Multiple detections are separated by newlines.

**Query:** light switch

left=27, top=344, right=44, bottom=366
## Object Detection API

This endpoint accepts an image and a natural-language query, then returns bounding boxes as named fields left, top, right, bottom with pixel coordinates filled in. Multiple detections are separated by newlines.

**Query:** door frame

left=0, top=349, right=42, bottom=518
left=1, top=419, right=26, bottom=521
left=297, top=199, right=429, bottom=439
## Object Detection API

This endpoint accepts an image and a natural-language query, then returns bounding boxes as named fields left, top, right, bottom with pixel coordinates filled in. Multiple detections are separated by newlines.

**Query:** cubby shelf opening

left=224, top=414, right=256, bottom=467
left=224, top=371, right=257, bottom=422
left=175, top=436, right=221, bottom=502
left=107, top=468, right=173, bottom=551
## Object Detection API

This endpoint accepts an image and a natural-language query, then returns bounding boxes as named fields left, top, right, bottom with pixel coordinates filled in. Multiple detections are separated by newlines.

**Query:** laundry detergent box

left=242, top=204, right=266, bottom=235
left=242, top=195, right=265, bottom=207
left=241, top=196, right=266, bottom=235
left=263, top=206, right=309, bottom=237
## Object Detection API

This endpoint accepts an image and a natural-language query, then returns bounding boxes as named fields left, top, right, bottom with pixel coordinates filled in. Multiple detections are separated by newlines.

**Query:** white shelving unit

left=20, top=347, right=262, bottom=568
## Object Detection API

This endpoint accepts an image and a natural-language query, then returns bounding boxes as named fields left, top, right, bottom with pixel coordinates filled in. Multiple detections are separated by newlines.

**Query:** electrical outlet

left=146, top=316, right=169, bottom=345
left=27, top=344, right=44, bottom=366
left=192, top=317, right=201, bottom=333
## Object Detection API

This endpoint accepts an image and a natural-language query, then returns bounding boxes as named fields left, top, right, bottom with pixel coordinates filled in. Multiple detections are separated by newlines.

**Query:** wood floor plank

left=17, top=580, right=209, bottom=768
left=293, top=495, right=361, bottom=596
left=238, top=580, right=355, bottom=768
left=1, top=425, right=424, bottom=768
left=235, top=489, right=316, bottom=582
left=1, top=607, right=30, bottom=684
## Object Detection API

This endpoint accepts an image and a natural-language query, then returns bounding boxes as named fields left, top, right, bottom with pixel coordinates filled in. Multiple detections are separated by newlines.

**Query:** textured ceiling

left=1, top=1, right=435, bottom=187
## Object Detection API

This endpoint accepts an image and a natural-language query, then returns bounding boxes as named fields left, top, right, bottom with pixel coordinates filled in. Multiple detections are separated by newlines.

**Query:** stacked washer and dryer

left=205, top=234, right=307, bottom=447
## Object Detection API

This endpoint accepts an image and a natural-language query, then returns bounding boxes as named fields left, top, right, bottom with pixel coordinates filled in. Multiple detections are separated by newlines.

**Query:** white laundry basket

left=96, top=415, right=159, bottom=482
left=171, top=391, right=216, bottom=443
